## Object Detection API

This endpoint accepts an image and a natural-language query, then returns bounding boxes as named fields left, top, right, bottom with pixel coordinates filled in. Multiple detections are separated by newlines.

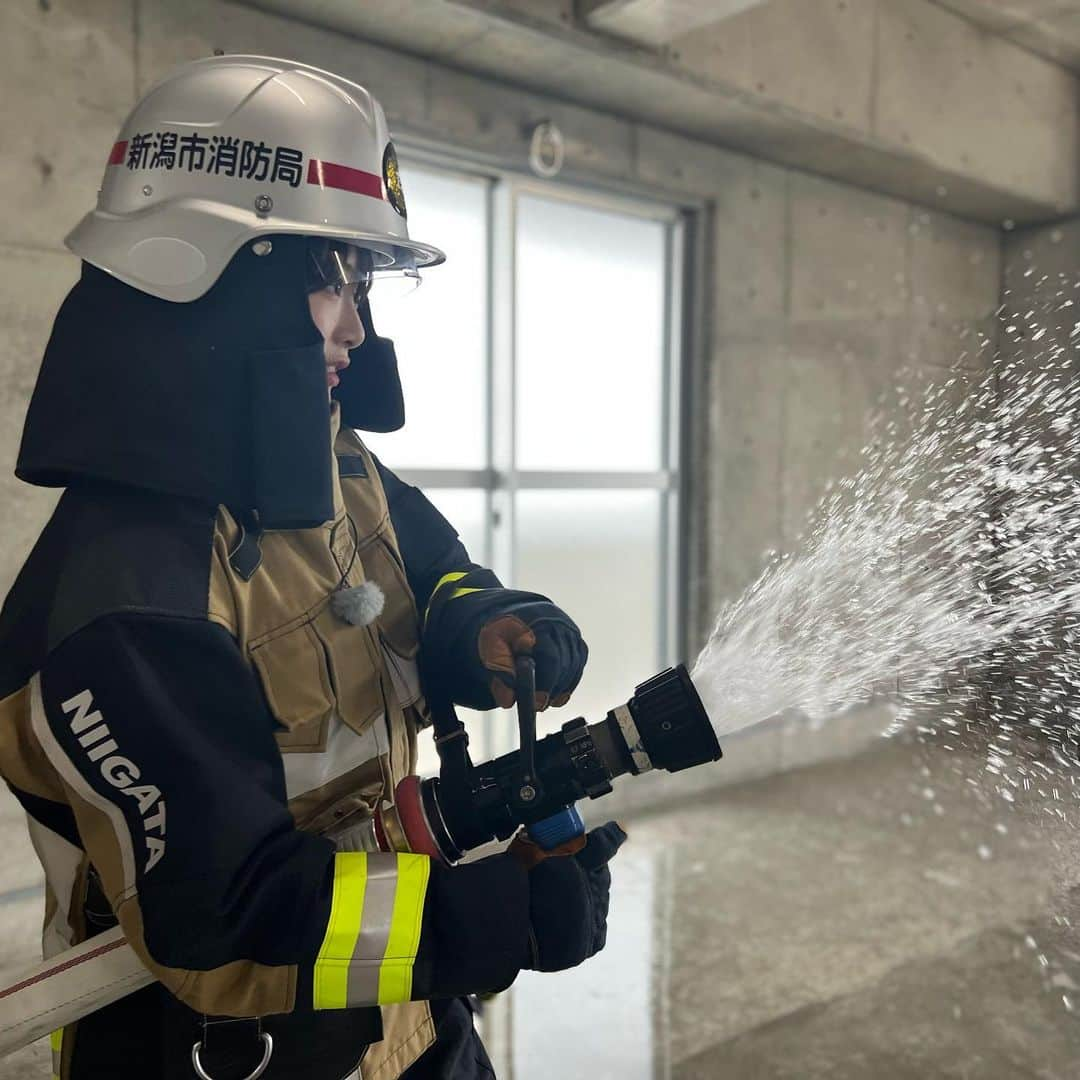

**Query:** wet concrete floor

left=511, top=732, right=1080, bottom=1079
left=3, top=732, right=1080, bottom=1078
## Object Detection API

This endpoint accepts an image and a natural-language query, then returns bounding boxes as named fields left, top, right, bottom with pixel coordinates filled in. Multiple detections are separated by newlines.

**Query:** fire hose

left=0, top=660, right=720, bottom=1059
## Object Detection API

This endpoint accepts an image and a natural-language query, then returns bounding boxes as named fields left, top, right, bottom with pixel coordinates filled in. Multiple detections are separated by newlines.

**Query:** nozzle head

left=629, top=665, right=721, bottom=773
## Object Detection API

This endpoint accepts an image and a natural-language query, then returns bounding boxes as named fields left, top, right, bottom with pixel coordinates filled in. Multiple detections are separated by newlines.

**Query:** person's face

left=306, top=244, right=367, bottom=397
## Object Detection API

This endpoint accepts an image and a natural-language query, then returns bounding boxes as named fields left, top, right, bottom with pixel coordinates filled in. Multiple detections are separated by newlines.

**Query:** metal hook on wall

left=528, top=119, right=565, bottom=178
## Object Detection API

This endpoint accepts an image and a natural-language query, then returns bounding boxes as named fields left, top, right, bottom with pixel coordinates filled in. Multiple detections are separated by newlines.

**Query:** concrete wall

left=663, top=0, right=1080, bottom=219
left=1001, top=216, right=1080, bottom=365
left=979, top=216, right=1080, bottom=744
left=0, top=2, right=1007, bottom=1056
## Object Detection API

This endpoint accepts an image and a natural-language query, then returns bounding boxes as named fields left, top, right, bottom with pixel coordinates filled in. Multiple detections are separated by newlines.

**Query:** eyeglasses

left=306, top=243, right=374, bottom=311
left=305, top=240, right=422, bottom=307
left=323, top=274, right=374, bottom=309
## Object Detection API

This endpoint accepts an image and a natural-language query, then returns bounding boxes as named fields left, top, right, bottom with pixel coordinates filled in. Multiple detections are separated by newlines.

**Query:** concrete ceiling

left=583, top=0, right=1080, bottom=72
left=931, top=1, right=1080, bottom=72
left=237, top=0, right=1080, bottom=225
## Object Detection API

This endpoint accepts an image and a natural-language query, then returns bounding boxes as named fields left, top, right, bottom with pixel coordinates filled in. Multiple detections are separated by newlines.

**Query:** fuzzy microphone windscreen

left=330, top=581, right=386, bottom=627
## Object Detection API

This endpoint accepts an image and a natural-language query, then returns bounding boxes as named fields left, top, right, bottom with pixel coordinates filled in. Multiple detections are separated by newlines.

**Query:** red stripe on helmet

left=307, top=159, right=385, bottom=201
left=107, top=141, right=128, bottom=166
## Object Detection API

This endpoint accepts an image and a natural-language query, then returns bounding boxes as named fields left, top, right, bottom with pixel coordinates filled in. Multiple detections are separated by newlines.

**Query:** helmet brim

left=66, top=198, right=445, bottom=304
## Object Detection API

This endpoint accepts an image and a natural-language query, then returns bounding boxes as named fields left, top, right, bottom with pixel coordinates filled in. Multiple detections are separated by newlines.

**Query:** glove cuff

left=415, top=853, right=532, bottom=999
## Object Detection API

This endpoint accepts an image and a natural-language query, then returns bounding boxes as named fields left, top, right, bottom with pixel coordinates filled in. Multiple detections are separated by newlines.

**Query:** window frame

left=388, top=151, right=691, bottom=749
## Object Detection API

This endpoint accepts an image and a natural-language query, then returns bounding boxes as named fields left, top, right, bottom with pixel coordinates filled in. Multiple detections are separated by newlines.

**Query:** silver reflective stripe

left=613, top=704, right=653, bottom=775
left=345, top=853, right=398, bottom=1006
left=29, top=675, right=138, bottom=897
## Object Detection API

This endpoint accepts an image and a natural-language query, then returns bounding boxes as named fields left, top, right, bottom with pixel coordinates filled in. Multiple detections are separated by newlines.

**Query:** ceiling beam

left=579, top=0, right=772, bottom=47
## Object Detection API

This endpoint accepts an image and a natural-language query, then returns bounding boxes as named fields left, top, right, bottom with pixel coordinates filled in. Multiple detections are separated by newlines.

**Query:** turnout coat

left=0, top=245, right=530, bottom=1080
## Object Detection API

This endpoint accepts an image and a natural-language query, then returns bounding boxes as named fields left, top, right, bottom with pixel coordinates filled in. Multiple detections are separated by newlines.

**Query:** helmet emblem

left=382, top=142, right=407, bottom=219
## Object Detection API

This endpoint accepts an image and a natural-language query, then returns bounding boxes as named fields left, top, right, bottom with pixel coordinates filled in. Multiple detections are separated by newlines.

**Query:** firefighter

left=0, top=55, right=625, bottom=1079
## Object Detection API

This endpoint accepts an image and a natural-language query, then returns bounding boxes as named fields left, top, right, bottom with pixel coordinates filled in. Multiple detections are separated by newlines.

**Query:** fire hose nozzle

left=380, top=664, right=722, bottom=865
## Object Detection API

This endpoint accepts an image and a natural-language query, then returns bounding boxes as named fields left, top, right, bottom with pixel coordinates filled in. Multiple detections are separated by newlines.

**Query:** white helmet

left=65, top=55, right=445, bottom=303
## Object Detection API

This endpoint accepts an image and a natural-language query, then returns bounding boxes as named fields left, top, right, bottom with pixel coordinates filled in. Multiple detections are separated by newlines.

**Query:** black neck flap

left=18, top=236, right=340, bottom=529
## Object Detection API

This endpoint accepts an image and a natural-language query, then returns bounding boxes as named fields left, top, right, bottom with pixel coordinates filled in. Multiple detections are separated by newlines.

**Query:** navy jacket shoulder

left=0, top=485, right=219, bottom=698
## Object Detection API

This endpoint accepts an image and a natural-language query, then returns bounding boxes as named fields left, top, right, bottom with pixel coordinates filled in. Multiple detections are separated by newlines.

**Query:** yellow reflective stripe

left=313, top=853, right=431, bottom=1009
left=50, top=1028, right=63, bottom=1080
left=424, top=572, right=496, bottom=626
left=434, top=571, right=469, bottom=594
left=377, top=853, right=432, bottom=1005
left=313, top=852, right=368, bottom=1009
left=447, top=587, right=485, bottom=602
left=424, top=571, right=471, bottom=629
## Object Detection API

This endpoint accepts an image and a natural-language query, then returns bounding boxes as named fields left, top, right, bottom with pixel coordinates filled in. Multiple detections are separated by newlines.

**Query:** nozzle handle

left=514, top=654, right=541, bottom=804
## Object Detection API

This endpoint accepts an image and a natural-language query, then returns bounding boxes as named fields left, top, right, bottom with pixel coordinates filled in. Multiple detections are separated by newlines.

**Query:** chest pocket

left=251, top=603, right=387, bottom=753
left=362, top=531, right=420, bottom=660
left=339, top=443, right=423, bottom=691
left=246, top=436, right=423, bottom=754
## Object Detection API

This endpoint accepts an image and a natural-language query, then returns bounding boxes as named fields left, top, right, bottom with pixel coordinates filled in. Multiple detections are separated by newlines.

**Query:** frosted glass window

left=514, top=490, right=663, bottom=734
left=414, top=725, right=441, bottom=779
left=408, top=488, right=488, bottom=779
left=515, top=196, right=666, bottom=472
left=421, top=488, right=488, bottom=567
left=371, top=165, right=681, bottom=784
left=364, top=166, right=488, bottom=469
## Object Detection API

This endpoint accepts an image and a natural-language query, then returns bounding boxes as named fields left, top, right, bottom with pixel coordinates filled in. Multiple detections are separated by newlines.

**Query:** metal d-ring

left=191, top=1031, right=274, bottom=1080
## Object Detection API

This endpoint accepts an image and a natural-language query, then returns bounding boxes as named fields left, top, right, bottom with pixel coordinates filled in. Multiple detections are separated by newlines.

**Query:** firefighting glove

left=422, top=568, right=588, bottom=712
left=521, top=821, right=627, bottom=973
